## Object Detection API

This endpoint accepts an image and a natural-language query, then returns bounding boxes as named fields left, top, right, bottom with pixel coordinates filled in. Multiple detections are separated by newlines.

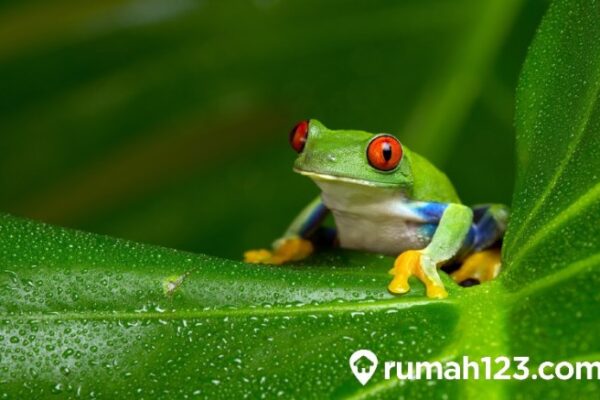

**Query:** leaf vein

left=2, top=298, right=451, bottom=322
left=513, top=252, right=600, bottom=299
left=508, top=181, right=600, bottom=269
left=507, top=64, right=600, bottom=252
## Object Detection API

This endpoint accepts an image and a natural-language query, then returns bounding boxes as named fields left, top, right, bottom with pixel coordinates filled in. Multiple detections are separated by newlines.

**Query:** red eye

left=367, top=135, right=403, bottom=171
left=289, top=120, right=309, bottom=153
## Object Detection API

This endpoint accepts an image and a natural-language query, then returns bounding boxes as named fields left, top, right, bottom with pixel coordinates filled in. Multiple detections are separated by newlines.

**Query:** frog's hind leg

left=451, top=248, right=501, bottom=284
left=451, top=204, right=509, bottom=285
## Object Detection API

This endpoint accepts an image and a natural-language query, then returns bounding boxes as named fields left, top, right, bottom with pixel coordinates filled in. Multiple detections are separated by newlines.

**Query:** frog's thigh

left=451, top=249, right=501, bottom=284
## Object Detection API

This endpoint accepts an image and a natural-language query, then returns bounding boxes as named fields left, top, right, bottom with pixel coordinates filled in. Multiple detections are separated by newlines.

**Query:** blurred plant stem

left=403, top=0, right=522, bottom=165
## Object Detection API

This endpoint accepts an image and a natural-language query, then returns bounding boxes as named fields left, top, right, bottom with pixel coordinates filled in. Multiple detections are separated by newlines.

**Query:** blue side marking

left=413, top=202, right=448, bottom=223
left=418, top=223, right=438, bottom=240
left=414, top=203, right=504, bottom=255
left=299, top=202, right=329, bottom=238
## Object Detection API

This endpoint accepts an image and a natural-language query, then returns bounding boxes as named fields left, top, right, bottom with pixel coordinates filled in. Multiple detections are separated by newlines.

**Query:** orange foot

left=388, top=250, right=448, bottom=299
left=244, top=237, right=313, bottom=265
left=451, top=248, right=501, bottom=284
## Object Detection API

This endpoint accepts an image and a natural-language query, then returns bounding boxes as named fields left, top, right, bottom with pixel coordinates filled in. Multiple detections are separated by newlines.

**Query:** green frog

left=245, top=120, right=509, bottom=299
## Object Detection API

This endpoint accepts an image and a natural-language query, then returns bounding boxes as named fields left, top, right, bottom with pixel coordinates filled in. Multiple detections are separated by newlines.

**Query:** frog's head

left=290, top=119, right=412, bottom=189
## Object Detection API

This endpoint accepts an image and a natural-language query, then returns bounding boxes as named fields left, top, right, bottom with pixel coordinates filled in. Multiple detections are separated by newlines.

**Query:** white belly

left=313, top=177, right=432, bottom=256
left=331, top=210, right=430, bottom=255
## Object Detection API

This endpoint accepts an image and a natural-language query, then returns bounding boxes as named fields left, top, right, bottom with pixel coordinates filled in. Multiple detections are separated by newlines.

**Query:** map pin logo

left=349, top=349, right=378, bottom=385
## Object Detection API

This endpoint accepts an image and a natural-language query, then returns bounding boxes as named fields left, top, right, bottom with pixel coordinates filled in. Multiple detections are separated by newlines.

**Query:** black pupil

left=382, top=142, right=392, bottom=161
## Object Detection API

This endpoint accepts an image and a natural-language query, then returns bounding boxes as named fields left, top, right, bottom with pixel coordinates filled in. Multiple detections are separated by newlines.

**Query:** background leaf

left=502, top=0, right=600, bottom=288
left=499, top=1, right=600, bottom=397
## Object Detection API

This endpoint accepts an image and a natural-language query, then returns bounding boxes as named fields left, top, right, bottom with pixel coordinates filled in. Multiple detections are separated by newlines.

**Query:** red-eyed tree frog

left=245, top=120, right=509, bottom=299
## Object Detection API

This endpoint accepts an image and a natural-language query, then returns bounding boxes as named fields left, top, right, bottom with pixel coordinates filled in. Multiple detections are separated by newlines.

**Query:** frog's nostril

left=326, top=154, right=337, bottom=162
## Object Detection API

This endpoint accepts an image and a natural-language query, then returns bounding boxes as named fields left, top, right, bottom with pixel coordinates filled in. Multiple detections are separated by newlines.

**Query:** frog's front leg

left=244, top=196, right=329, bottom=265
left=388, top=203, right=472, bottom=299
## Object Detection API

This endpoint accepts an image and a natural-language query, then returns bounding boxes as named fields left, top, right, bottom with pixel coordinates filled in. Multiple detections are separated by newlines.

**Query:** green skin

left=288, top=120, right=473, bottom=291
left=295, top=120, right=461, bottom=202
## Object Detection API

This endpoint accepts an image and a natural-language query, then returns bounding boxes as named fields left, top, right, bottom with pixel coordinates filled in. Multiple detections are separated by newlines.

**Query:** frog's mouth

left=293, top=168, right=396, bottom=188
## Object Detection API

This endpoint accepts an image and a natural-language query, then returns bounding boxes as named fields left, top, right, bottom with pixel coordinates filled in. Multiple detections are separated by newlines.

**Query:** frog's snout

left=294, top=150, right=337, bottom=173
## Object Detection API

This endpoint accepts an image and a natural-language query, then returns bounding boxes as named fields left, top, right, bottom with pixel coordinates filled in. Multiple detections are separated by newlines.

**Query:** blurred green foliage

left=0, top=0, right=547, bottom=258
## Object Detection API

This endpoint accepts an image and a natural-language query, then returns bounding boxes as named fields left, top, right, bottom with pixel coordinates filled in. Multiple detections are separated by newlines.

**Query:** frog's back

left=406, top=149, right=461, bottom=203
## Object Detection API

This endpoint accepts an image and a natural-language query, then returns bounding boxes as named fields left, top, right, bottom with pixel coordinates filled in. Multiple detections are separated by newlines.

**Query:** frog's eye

left=289, top=120, right=309, bottom=153
left=367, top=134, right=403, bottom=171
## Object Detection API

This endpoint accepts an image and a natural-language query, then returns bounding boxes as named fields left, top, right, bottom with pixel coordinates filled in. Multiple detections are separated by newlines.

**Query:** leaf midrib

left=3, top=297, right=448, bottom=322
left=4, top=249, right=590, bottom=323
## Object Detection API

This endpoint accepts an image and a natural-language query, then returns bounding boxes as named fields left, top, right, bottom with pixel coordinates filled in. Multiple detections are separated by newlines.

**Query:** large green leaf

left=1, top=0, right=599, bottom=398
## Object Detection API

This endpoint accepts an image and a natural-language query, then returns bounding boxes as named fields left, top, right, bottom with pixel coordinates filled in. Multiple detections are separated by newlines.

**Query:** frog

left=244, top=119, right=509, bottom=299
